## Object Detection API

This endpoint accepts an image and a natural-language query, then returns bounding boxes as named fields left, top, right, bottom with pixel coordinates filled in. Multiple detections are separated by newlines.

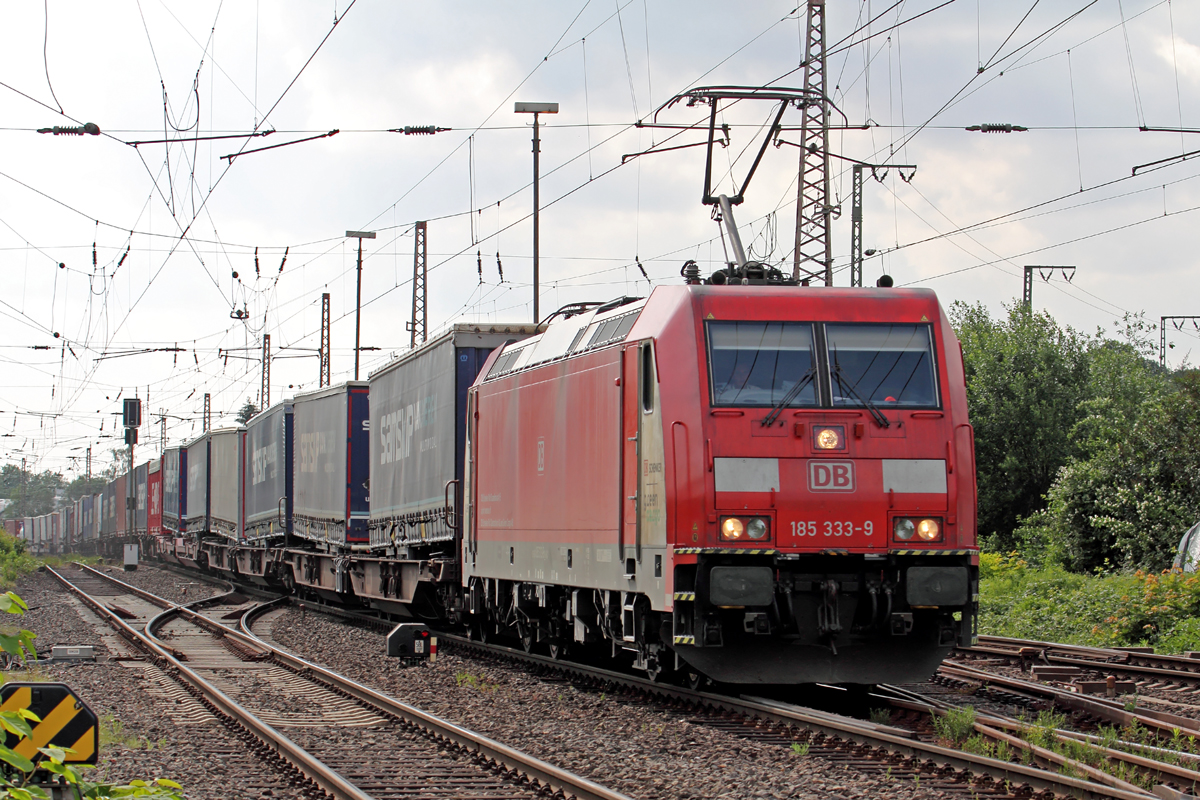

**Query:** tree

left=0, top=466, right=63, bottom=520
left=65, top=474, right=108, bottom=502
left=235, top=398, right=259, bottom=426
left=1020, top=370, right=1200, bottom=572
left=950, top=302, right=1091, bottom=549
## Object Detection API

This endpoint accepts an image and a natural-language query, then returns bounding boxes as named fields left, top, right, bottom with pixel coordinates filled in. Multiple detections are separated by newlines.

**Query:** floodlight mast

left=515, top=102, right=559, bottom=324
left=346, top=230, right=376, bottom=380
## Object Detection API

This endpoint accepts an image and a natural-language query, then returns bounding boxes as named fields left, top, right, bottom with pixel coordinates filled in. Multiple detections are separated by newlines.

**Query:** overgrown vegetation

left=0, top=536, right=38, bottom=591
left=953, top=303, right=1200, bottom=572
left=979, top=552, right=1200, bottom=652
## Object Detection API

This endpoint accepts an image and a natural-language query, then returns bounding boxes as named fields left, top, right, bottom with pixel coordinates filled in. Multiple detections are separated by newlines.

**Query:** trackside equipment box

left=387, top=623, right=436, bottom=664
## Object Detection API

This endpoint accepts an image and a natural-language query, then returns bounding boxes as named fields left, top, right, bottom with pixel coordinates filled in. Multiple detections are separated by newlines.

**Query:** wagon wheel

left=685, top=671, right=706, bottom=691
left=517, top=620, right=535, bottom=653
left=548, top=641, right=567, bottom=660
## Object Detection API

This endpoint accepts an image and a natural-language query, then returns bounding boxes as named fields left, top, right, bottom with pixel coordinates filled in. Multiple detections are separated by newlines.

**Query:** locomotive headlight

left=746, top=517, right=769, bottom=540
left=814, top=426, right=843, bottom=450
left=720, top=517, right=746, bottom=541
left=917, top=518, right=942, bottom=541
left=894, top=518, right=916, bottom=541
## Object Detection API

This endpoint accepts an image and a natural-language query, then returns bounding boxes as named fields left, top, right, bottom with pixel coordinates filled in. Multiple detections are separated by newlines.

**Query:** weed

left=99, top=714, right=158, bottom=750
left=790, top=741, right=809, bottom=756
left=932, top=705, right=976, bottom=746
left=962, top=735, right=994, bottom=758
left=868, top=707, right=892, bottom=726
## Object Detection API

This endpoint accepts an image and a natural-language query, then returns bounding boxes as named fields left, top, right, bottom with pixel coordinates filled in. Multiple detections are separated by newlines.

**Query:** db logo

left=809, top=460, right=855, bottom=492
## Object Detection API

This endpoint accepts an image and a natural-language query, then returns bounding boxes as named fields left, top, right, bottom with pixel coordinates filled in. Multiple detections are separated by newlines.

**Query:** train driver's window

left=825, top=323, right=939, bottom=408
left=706, top=322, right=818, bottom=407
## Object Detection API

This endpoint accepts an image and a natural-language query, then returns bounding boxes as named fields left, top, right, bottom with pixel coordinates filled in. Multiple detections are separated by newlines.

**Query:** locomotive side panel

left=471, top=347, right=627, bottom=592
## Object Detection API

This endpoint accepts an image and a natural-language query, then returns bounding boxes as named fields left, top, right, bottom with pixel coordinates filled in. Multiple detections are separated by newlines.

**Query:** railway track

left=967, top=635, right=1200, bottom=685
left=346, top=629, right=1155, bottom=800
left=87, top=560, right=1200, bottom=799
left=47, top=563, right=631, bottom=800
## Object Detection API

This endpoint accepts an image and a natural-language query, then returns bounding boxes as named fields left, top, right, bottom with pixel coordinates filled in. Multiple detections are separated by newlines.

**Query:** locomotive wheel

left=686, top=671, right=706, bottom=691
left=520, top=629, right=535, bottom=653
left=548, top=641, right=567, bottom=660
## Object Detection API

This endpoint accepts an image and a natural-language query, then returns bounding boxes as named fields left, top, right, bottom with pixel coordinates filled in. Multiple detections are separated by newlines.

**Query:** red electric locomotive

left=464, top=282, right=978, bottom=684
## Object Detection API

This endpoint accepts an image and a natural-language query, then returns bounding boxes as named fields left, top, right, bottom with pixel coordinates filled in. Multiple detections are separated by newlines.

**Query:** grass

left=932, top=706, right=976, bottom=746
left=99, top=714, right=166, bottom=750
left=979, top=552, right=1200, bottom=653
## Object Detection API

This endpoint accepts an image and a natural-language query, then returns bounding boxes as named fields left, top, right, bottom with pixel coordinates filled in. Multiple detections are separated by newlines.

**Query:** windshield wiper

left=832, top=351, right=890, bottom=428
left=760, top=366, right=816, bottom=428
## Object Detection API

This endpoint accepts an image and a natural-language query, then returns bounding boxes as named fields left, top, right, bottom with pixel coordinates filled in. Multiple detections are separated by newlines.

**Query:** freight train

left=11, top=277, right=979, bottom=685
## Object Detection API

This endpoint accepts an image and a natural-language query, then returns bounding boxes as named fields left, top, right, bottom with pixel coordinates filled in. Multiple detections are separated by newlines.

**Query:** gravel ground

left=9, top=563, right=973, bottom=799
left=9, top=568, right=305, bottom=799
left=265, top=608, right=958, bottom=800
left=86, top=560, right=225, bottom=605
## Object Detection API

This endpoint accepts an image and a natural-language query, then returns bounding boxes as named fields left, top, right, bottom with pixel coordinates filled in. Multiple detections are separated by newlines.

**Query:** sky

left=1, top=0, right=1198, bottom=478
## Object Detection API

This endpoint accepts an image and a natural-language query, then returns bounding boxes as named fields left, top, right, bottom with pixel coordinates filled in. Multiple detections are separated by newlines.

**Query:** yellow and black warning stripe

left=673, top=591, right=696, bottom=601
left=674, top=547, right=777, bottom=555
left=672, top=634, right=696, bottom=645
left=889, top=549, right=974, bottom=556
left=0, top=683, right=98, bottom=764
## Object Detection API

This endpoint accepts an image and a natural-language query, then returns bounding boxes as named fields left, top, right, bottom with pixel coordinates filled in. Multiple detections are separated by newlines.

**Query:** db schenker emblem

left=808, top=460, right=855, bottom=492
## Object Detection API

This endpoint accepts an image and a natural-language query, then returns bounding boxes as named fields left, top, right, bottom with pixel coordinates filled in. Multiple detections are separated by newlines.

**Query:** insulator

left=404, top=126, right=437, bottom=135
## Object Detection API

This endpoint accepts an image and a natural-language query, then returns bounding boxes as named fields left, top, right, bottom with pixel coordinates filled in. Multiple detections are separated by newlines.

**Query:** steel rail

left=940, top=662, right=1200, bottom=740
left=46, top=565, right=374, bottom=800
left=973, top=635, right=1200, bottom=681
left=71, top=561, right=1154, bottom=799
left=68, top=564, right=632, bottom=800
left=878, top=685, right=1200, bottom=795
left=433, top=633, right=1151, bottom=800
left=238, top=599, right=631, bottom=800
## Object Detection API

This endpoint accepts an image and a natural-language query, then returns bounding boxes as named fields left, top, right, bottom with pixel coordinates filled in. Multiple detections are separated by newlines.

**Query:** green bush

left=980, top=558, right=1200, bottom=652
left=0, top=536, right=38, bottom=591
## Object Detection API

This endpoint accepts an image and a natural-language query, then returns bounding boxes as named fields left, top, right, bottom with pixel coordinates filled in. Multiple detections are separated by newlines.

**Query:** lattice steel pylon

left=319, top=292, right=331, bottom=387
left=261, top=334, right=271, bottom=411
left=409, top=221, right=428, bottom=348
left=203, top=393, right=211, bottom=432
left=792, top=0, right=833, bottom=285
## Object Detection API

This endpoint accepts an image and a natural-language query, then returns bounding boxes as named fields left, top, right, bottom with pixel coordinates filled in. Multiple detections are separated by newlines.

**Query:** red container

left=148, top=461, right=163, bottom=538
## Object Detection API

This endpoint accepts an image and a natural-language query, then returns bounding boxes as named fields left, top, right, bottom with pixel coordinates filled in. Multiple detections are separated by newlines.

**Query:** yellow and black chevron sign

left=0, top=683, right=98, bottom=764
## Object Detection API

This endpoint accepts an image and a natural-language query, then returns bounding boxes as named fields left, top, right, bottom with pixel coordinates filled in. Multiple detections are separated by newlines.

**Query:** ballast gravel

left=10, top=568, right=309, bottom=799
left=265, top=608, right=961, bottom=800
left=19, top=563, right=968, bottom=799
